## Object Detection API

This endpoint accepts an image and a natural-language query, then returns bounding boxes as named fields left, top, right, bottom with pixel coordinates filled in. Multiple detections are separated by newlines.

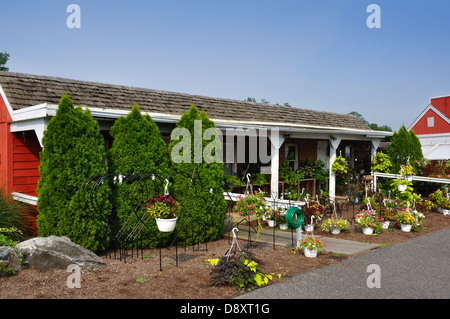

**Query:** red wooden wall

left=12, top=131, right=41, bottom=196
left=411, top=108, right=450, bottom=135
left=0, top=93, right=13, bottom=192
left=431, top=96, right=450, bottom=118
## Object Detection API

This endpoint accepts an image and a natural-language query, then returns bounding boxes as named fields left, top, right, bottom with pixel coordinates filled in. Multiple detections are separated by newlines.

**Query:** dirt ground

left=1, top=210, right=449, bottom=300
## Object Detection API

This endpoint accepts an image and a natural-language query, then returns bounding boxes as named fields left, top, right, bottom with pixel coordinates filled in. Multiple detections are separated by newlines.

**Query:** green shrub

left=37, top=94, right=111, bottom=251
left=108, top=104, right=171, bottom=247
left=168, top=105, right=227, bottom=245
left=0, top=188, right=34, bottom=241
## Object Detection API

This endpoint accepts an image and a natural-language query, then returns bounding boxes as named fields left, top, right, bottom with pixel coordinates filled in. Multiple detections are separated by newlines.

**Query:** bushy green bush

left=108, top=104, right=171, bottom=247
left=168, top=105, right=227, bottom=245
left=37, top=94, right=111, bottom=251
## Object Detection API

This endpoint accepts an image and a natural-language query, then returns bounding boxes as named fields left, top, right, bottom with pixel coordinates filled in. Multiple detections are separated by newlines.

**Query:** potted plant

left=233, top=191, right=268, bottom=218
left=395, top=209, right=416, bottom=232
left=303, top=201, right=325, bottom=224
left=298, top=236, right=326, bottom=258
left=276, top=209, right=288, bottom=230
left=321, top=218, right=350, bottom=234
left=401, top=164, right=415, bottom=182
left=144, top=194, right=181, bottom=232
left=264, top=210, right=278, bottom=228
left=430, top=188, right=450, bottom=216
left=355, top=209, right=383, bottom=235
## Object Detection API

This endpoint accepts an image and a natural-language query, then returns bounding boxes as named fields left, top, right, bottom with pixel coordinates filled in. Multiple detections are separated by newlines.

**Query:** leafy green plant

left=395, top=210, right=415, bottom=225
left=0, top=188, right=34, bottom=240
left=108, top=104, right=171, bottom=247
left=355, top=210, right=383, bottom=234
left=0, top=227, right=24, bottom=276
left=250, top=173, right=268, bottom=187
left=144, top=194, right=181, bottom=219
left=321, top=218, right=350, bottom=233
left=168, top=105, right=227, bottom=245
left=207, top=251, right=273, bottom=289
left=37, top=94, right=111, bottom=252
left=233, top=191, right=268, bottom=218
left=332, top=156, right=348, bottom=174
left=371, top=152, right=392, bottom=173
left=297, top=236, right=326, bottom=253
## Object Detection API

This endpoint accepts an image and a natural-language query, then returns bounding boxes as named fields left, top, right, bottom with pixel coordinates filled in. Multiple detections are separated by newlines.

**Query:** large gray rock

left=16, top=236, right=105, bottom=271
left=0, top=246, right=22, bottom=276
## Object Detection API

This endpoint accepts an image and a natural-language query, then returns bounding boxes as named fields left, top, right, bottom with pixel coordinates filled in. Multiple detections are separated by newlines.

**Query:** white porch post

left=269, top=129, right=285, bottom=198
left=371, top=139, right=380, bottom=162
left=328, top=136, right=342, bottom=201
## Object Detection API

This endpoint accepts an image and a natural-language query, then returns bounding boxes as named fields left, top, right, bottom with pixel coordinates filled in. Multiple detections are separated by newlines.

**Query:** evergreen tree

left=37, top=94, right=110, bottom=251
left=108, top=104, right=170, bottom=246
left=387, top=125, right=423, bottom=173
left=168, top=104, right=227, bottom=245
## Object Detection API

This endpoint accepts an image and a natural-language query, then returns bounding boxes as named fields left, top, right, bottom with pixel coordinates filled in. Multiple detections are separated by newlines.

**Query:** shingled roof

left=0, top=72, right=372, bottom=131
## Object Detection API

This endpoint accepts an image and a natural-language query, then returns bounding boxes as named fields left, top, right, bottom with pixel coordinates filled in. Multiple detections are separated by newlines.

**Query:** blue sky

left=2, top=1, right=450, bottom=131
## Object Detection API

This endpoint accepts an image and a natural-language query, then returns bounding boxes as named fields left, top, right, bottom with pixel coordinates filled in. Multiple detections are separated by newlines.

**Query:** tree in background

left=108, top=104, right=170, bottom=247
left=387, top=125, right=423, bottom=173
left=37, top=95, right=110, bottom=251
left=348, top=111, right=392, bottom=132
left=168, top=105, right=227, bottom=245
left=0, top=52, right=9, bottom=71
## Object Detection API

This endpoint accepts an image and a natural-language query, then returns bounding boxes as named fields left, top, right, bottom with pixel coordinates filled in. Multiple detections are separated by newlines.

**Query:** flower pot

left=381, top=221, right=390, bottom=229
left=279, top=223, right=288, bottom=230
left=331, top=228, right=341, bottom=235
left=304, top=248, right=318, bottom=258
left=437, top=207, right=450, bottom=216
left=362, top=227, right=373, bottom=235
left=400, top=223, right=412, bottom=232
left=155, top=217, right=178, bottom=232
left=405, top=175, right=413, bottom=182
left=398, top=184, right=407, bottom=192
left=304, top=224, right=314, bottom=232
left=267, top=220, right=276, bottom=228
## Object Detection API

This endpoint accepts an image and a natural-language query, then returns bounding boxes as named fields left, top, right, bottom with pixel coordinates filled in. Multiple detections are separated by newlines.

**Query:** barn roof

left=0, top=71, right=372, bottom=131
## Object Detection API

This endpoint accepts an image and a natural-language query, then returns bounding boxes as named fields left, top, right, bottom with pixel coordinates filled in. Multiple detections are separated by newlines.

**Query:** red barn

left=408, top=96, right=450, bottom=161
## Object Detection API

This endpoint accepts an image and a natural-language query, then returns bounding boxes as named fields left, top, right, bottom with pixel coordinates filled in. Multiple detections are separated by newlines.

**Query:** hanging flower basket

left=332, top=156, right=349, bottom=174
left=362, top=227, right=373, bottom=235
left=155, top=217, right=178, bottom=232
left=304, top=248, right=318, bottom=258
left=267, top=220, right=276, bottom=228
left=143, top=194, right=181, bottom=232
left=398, top=184, right=407, bottom=192
left=400, top=223, right=412, bottom=232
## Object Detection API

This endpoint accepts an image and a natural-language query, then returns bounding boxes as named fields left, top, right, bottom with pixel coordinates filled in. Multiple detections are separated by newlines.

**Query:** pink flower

left=238, top=211, right=241, bottom=214
left=438, top=174, right=442, bottom=178
left=374, top=216, right=378, bottom=219
left=249, top=210, right=253, bottom=214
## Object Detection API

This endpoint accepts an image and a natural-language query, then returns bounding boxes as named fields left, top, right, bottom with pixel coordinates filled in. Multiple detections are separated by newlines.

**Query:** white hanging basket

left=400, top=223, right=412, bottom=232
left=362, top=227, right=373, bottom=235
left=381, top=221, right=390, bottom=229
left=304, top=248, right=318, bottom=258
left=279, top=223, right=288, bottom=230
left=155, top=217, right=178, bottom=232
left=398, top=184, right=407, bottom=192
left=304, top=224, right=314, bottom=232
left=331, top=228, right=341, bottom=235
left=267, top=220, right=276, bottom=228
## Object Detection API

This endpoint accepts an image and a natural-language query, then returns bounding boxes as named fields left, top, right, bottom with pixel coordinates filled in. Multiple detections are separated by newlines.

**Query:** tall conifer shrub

left=108, top=104, right=170, bottom=247
left=168, top=105, right=227, bottom=245
left=37, top=95, right=110, bottom=251
left=387, top=125, right=423, bottom=173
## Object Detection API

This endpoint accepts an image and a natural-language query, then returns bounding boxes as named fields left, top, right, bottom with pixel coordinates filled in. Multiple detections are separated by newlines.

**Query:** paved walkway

left=235, top=227, right=450, bottom=299
left=234, top=224, right=380, bottom=255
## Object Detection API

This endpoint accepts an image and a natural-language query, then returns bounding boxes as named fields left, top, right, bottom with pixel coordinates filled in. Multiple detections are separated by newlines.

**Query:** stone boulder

left=16, top=236, right=106, bottom=271
left=0, top=246, right=22, bottom=276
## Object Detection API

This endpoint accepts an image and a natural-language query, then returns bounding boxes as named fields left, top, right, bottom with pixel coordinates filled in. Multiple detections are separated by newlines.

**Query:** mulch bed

left=1, top=210, right=449, bottom=300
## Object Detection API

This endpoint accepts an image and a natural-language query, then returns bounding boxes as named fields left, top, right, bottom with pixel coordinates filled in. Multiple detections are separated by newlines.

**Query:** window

left=285, top=144, right=298, bottom=171
left=427, top=116, right=434, bottom=127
